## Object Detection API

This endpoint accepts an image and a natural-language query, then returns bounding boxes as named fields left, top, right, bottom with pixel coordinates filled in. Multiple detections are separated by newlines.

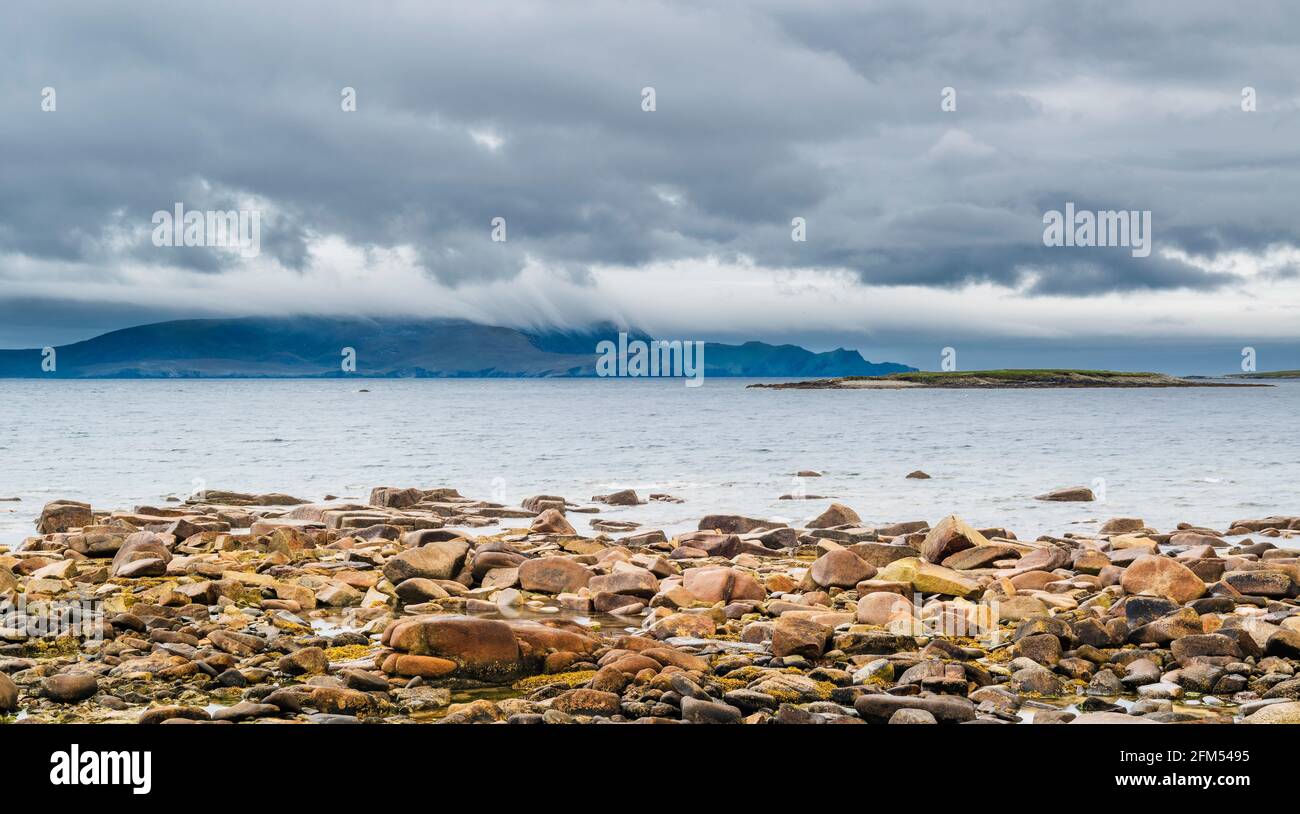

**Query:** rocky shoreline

left=3, top=487, right=1300, bottom=725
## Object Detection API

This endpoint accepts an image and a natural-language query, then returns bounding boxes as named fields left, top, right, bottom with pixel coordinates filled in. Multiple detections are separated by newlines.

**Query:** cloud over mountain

left=3, top=1, right=1299, bottom=366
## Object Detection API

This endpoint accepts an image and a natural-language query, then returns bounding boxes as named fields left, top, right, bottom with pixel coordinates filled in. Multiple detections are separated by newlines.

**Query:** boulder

left=1130, top=607, right=1203, bottom=645
left=808, top=549, right=875, bottom=588
left=748, top=672, right=828, bottom=704
left=593, top=489, right=641, bottom=506
left=682, top=566, right=766, bottom=603
left=138, top=705, right=212, bottom=724
left=622, top=529, right=670, bottom=547
left=1013, top=616, right=1073, bottom=644
left=0, top=671, right=17, bottom=712
left=1262, top=678, right=1300, bottom=700
left=504, top=620, right=600, bottom=661
left=889, top=708, right=938, bottom=723
left=808, top=503, right=862, bottom=529
left=1223, top=570, right=1294, bottom=597
left=369, top=486, right=424, bottom=508
left=199, top=489, right=308, bottom=507
left=1011, top=665, right=1065, bottom=695
left=381, top=653, right=458, bottom=678
left=472, top=550, right=525, bottom=581
left=1120, top=555, right=1206, bottom=604
left=32, top=559, right=78, bottom=580
left=772, top=615, right=830, bottom=659
left=675, top=530, right=743, bottom=558
left=1014, top=633, right=1063, bottom=666
left=1072, top=549, right=1111, bottom=575
left=849, top=542, right=919, bottom=568
left=382, top=540, right=470, bottom=583
left=552, top=689, right=621, bottom=717
left=1169, top=531, right=1222, bottom=548
left=681, top=696, right=742, bottom=724
left=65, top=530, right=126, bottom=557
left=1176, top=663, right=1225, bottom=694
left=110, top=532, right=172, bottom=578
left=636, top=647, right=708, bottom=673
left=1123, top=596, right=1182, bottom=627
left=1266, top=629, right=1300, bottom=658
left=1100, top=517, right=1146, bottom=534
left=697, top=515, right=784, bottom=534
left=273, top=581, right=317, bottom=609
left=1034, top=486, right=1095, bottom=502
left=211, top=702, right=280, bottom=722
left=1243, top=701, right=1300, bottom=724
left=518, top=556, right=592, bottom=594
left=1072, top=616, right=1127, bottom=647
left=404, top=528, right=472, bottom=546
left=942, top=544, right=1020, bottom=570
left=383, top=615, right=523, bottom=680
left=919, top=515, right=989, bottom=564
left=393, top=578, right=451, bottom=603
left=317, top=583, right=364, bottom=607
left=875, top=557, right=980, bottom=598
left=279, top=647, right=328, bottom=676
left=854, top=693, right=975, bottom=724
left=588, top=566, right=658, bottom=598
left=650, top=612, right=716, bottom=639
left=856, top=591, right=915, bottom=626
left=308, top=687, right=374, bottom=717
left=1069, top=712, right=1158, bottom=724
left=1170, top=633, right=1241, bottom=663
left=1001, top=546, right=1070, bottom=576
left=42, top=673, right=98, bottom=703
left=522, top=495, right=566, bottom=513
left=996, top=595, right=1050, bottom=622
left=530, top=508, right=576, bottom=535
left=116, top=558, right=167, bottom=578
left=37, top=500, right=93, bottom=534
left=208, top=630, right=267, bottom=656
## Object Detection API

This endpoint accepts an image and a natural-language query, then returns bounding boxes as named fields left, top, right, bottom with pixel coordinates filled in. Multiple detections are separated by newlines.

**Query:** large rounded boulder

left=382, top=615, right=522, bottom=681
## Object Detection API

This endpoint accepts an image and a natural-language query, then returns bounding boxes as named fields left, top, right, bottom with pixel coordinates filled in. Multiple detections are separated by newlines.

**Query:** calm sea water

left=0, top=378, right=1296, bottom=546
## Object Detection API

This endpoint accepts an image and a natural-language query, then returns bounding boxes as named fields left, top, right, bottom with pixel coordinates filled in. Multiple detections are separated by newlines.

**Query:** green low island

left=1226, top=370, right=1300, bottom=379
left=749, top=369, right=1273, bottom=389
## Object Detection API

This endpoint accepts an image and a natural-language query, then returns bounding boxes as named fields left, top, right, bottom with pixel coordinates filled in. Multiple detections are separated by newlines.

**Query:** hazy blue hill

left=522, top=322, right=654, bottom=354
left=0, top=317, right=914, bottom=378
left=701, top=341, right=912, bottom=377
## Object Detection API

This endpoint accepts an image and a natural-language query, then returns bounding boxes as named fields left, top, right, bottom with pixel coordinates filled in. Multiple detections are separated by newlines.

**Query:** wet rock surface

left=2, top=489, right=1299, bottom=724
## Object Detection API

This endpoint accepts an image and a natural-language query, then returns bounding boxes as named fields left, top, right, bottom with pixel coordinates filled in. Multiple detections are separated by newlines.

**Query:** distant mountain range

left=0, top=317, right=915, bottom=379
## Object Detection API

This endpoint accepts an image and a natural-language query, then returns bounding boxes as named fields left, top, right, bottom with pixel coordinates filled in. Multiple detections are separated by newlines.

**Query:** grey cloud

left=1, top=0, right=1299, bottom=321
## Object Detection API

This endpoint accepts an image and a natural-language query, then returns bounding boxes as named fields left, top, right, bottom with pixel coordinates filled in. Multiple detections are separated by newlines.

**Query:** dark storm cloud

left=2, top=0, right=1299, bottom=308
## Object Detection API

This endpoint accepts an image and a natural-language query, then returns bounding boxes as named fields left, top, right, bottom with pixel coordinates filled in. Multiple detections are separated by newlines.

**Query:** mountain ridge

left=0, top=317, right=915, bottom=379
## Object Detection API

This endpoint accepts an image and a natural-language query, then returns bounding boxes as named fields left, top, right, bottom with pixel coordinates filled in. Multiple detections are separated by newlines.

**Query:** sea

left=0, top=378, right=1296, bottom=546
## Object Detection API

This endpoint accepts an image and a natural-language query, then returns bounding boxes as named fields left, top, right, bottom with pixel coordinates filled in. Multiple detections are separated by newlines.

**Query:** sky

left=3, top=1, right=1299, bottom=373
